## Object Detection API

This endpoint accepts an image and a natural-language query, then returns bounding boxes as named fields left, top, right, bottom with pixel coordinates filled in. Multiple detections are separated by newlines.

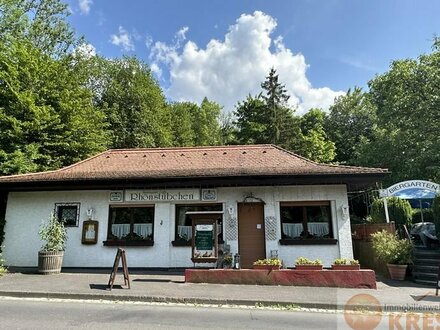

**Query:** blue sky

left=66, top=0, right=440, bottom=113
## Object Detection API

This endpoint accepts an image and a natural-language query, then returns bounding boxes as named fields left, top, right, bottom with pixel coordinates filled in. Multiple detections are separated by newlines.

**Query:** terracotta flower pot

left=295, top=265, right=323, bottom=270
left=331, top=264, right=360, bottom=271
left=387, top=264, right=407, bottom=280
left=253, top=264, right=281, bottom=270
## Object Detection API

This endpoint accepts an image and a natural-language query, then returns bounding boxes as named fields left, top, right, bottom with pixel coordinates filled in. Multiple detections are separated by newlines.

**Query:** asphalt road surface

left=0, top=297, right=350, bottom=330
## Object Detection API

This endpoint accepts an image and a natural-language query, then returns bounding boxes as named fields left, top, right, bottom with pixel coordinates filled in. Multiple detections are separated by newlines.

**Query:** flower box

left=253, top=264, right=281, bottom=270
left=331, top=264, right=360, bottom=271
left=295, top=265, right=323, bottom=270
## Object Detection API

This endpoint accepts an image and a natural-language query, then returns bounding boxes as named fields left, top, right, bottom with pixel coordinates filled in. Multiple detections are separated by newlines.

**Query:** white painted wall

left=2, top=185, right=353, bottom=268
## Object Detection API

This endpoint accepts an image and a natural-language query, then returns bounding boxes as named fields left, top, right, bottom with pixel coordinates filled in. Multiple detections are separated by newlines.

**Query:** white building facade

left=0, top=145, right=388, bottom=269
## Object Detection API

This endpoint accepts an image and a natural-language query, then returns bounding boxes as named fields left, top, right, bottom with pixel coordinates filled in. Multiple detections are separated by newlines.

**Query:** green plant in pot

left=38, top=214, right=67, bottom=275
left=295, top=257, right=323, bottom=270
left=253, top=258, right=282, bottom=270
left=371, top=230, right=412, bottom=280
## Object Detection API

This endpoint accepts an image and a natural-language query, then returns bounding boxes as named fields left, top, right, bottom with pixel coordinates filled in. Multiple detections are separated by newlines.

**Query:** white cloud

left=149, top=11, right=344, bottom=113
left=78, top=0, right=92, bottom=15
left=73, top=43, right=96, bottom=58
left=110, top=26, right=135, bottom=52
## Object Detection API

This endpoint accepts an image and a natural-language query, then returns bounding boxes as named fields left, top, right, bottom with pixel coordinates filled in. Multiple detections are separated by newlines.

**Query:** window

left=279, top=201, right=336, bottom=245
left=55, top=203, right=80, bottom=227
left=173, top=204, right=223, bottom=246
left=104, top=206, right=154, bottom=246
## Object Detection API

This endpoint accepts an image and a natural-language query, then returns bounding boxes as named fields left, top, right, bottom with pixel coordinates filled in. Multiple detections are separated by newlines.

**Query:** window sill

left=279, top=238, right=338, bottom=245
left=172, top=240, right=191, bottom=247
left=103, top=240, right=154, bottom=247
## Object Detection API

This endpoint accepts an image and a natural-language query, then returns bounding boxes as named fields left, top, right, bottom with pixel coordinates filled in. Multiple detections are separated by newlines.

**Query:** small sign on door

left=256, top=224, right=261, bottom=229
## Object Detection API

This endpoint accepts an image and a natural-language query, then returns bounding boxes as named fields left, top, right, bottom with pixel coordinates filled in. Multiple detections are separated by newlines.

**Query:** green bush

left=295, top=257, right=322, bottom=266
left=253, top=258, right=282, bottom=266
left=371, top=230, right=412, bottom=265
left=412, top=208, right=434, bottom=223
left=39, top=214, right=67, bottom=251
left=433, top=195, right=440, bottom=237
left=0, top=252, right=7, bottom=276
left=370, top=197, right=412, bottom=226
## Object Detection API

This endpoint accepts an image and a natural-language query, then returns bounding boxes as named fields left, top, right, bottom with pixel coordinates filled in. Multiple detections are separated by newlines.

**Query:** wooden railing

left=351, top=222, right=396, bottom=241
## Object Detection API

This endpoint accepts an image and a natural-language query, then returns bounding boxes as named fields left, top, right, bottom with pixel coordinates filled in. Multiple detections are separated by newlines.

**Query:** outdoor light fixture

left=341, top=205, right=349, bottom=220
left=86, top=208, right=94, bottom=219
left=227, top=205, right=234, bottom=216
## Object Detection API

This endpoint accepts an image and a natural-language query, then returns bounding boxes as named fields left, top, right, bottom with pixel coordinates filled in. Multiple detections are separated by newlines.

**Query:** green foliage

left=333, top=258, right=359, bottom=265
left=38, top=214, right=67, bottom=251
left=293, top=108, right=336, bottom=163
left=223, top=255, right=233, bottom=266
left=0, top=0, right=76, bottom=57
left=0, top=39, right=108, bottom=175
left=253, top=258, right=282, bottom=266
left=325, top=87, right=376, bottom=164
left=370, top=197, right=412, bottom=226
left=412, top=208, right=434, bottom=223
left=0, top=252, right=6, bottom=275
left=294, top=257, right=322, bottom=265
left=371, top=230, right=412, bottom=265
left=432, top=195, right=440, bottom=237
left=96, top=56, right=171, bottom=149
left=355, top=41, right=440, bottom=183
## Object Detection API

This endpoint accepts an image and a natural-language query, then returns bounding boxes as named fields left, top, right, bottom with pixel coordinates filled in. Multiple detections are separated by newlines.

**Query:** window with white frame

left=279, top=201, right=334, bottom=242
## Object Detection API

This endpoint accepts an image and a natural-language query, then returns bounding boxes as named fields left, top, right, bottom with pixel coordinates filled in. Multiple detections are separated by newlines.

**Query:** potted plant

left=295, top=257, right=323, bottom=270
left=223, top=255, right=233, bottom=269
left=331, top=258, right=360, bottom=270
left=371, top=230, right=412, bottom=280
left=38, top=214, right=67, bottom=275
left=253, top=258, right=282, bottom=270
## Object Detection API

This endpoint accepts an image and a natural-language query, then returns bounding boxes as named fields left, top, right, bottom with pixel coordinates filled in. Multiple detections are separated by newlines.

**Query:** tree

left=355, top=40, right=440, bottom=183
left=169, top=102, right=196, bottom=147
left=0, top=0, right=76, bottom=57
left=190, top=98, right=222, bottom=146
left=234, top=94, right=268, bottom=144
left=260, top=68, right=295, bottom=145
left=293, top=109, right=335, bottom=163
left=0, top=39, right=108, bottom=174
left=370, top=197, right=412, bottom=227
left=325, top=87, right=377, bottom=164
left=96, top=56, right=172, bottom=149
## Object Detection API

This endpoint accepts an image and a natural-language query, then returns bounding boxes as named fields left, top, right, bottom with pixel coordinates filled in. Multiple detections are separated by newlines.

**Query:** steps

left=412, top=247, right=440, bottom=285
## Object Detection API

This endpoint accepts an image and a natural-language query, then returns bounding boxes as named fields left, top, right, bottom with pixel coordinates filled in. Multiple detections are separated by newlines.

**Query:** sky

left=66, top=0, right=440, bottom=114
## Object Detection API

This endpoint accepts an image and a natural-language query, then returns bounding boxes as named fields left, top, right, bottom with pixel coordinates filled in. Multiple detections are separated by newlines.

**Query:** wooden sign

left=108, top=248, right=130, bottom=291
left=81, top=220, right=98, bottom=244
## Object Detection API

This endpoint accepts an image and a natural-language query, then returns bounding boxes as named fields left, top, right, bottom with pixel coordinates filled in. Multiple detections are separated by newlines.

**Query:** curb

left=0, top=290, right=344, bottom=309
left=4, top=290, right=439, bottom=313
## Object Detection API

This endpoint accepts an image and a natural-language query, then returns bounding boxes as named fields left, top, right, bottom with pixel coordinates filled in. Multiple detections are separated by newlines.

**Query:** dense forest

left=1, top=0, right=439, bottom=186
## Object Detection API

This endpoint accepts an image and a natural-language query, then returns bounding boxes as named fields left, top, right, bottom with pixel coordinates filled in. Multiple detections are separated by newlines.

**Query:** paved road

left=0, top=298, right=346, bottom=330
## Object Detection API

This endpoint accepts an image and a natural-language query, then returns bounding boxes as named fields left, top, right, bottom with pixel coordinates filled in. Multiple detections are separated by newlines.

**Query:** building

left=0, top=145, right=388, bottom=269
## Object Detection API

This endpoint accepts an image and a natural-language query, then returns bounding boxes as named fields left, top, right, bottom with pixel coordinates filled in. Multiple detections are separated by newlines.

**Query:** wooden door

left=238, top=203, right=266, bottom=268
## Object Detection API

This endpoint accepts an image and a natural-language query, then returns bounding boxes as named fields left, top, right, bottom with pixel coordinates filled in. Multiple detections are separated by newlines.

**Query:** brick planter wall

left=185, top=269, right=376, bottom=289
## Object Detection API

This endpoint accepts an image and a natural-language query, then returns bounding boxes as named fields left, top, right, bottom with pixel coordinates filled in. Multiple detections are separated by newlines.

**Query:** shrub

left=370, top=197, right=412, bottom=226
left=433, top=196, right=440, bottom=237
left=295, top=257, right=322, bottom=266
left=39, top=214, right=67, bottom=251
left=0, top=252, right=7, bottom=276
left=371, top=230, right=412, bottom=265
left=412, top=208, right=434, bottom=223
left=333, top=258, right=359, bottom=265
left=253, top=258, right=282, bottom=266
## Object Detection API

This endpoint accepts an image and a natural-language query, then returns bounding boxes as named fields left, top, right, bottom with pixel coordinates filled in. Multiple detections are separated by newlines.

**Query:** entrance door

left=238, top=203, right=266, bottom=268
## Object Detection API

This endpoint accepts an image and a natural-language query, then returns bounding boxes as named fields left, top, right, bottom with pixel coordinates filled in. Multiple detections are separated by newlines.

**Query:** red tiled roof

left=0, top=145, right=388, bottom=184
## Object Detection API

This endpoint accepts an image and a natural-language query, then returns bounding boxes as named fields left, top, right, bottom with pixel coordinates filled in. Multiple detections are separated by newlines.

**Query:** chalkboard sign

left=195, top=225, right=213, bottom=250
left=191, top=217, right=218, bottom=263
